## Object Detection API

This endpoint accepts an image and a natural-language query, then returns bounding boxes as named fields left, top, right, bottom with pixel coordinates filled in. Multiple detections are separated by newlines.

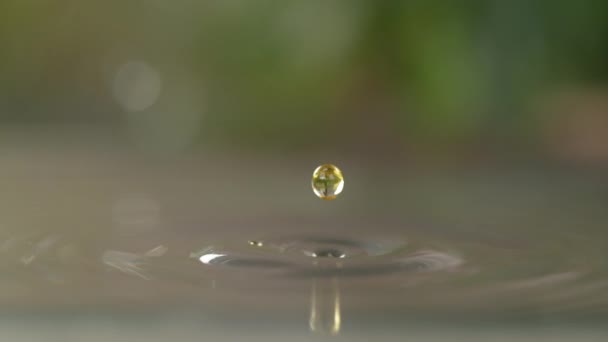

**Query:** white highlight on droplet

left=199, top=253, right=226, bottom=264
left=112, top=61, right=162, bottom=111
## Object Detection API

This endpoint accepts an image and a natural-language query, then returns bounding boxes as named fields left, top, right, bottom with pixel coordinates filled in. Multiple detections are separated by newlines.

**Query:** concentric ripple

left=190, top=235, right=464, bottom=278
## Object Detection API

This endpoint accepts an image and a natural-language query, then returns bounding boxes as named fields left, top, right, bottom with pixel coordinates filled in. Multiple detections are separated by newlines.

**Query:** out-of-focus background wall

left=2, top=0, right=608, bottom=162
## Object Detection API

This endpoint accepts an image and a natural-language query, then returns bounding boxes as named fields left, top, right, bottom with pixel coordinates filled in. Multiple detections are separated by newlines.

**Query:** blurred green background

left=1, top=0, right=608, bottom=160
left=2, top=3, right=608, bottom=340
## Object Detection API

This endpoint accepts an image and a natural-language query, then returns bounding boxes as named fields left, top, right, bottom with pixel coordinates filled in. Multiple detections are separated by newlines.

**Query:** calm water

left=0, top=141, right=607, bottom=340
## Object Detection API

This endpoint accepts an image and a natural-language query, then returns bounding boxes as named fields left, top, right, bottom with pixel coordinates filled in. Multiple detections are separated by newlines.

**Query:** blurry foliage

left=0, top=0, right=608, bottom=151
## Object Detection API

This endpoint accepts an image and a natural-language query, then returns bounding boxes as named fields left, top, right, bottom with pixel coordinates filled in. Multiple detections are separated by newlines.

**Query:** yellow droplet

left=312, top=164, right=344, bottom=200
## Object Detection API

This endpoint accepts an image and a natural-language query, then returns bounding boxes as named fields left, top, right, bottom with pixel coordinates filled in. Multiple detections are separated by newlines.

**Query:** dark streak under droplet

left=312, top=249, right=346, bottom=259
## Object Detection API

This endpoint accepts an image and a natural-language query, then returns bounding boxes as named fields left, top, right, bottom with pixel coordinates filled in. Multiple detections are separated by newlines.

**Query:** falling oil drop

left=311, top=164, right=344, bottom=200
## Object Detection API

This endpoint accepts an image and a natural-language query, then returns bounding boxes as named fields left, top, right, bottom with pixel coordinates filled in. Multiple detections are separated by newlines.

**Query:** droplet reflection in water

left=310, top=277, right=341, bottom=335
left=312, top=164, right=344, bottom=200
